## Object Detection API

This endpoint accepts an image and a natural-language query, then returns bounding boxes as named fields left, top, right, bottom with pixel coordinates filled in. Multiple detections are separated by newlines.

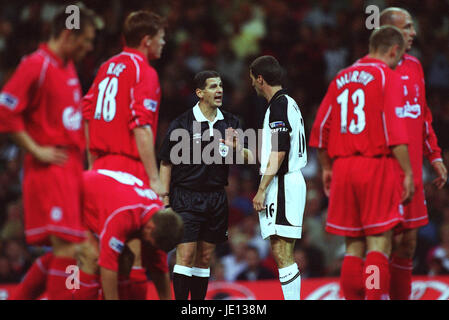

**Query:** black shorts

left=170, top=187, right=228, bottom=244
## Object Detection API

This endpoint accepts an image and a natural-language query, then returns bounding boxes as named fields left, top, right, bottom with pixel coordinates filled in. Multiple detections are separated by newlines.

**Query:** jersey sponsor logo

left=143, top=99, right=158, bottom=112
left=62, top=106, right=82, bottom=130
left=218, top=142, right=229, bottom=157
left=395, top=102, right=421, bottom=119
left=108, top=237, right=124, bottom=254
left=269, top=121, right=288, bottom=133
left=269, top=121, right=286, bottom=129
left=50, top=207, right=63, bottom=222
left=0, top=93, right=18, bottom=110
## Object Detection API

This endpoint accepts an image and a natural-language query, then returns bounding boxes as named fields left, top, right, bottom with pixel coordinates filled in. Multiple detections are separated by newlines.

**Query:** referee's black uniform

left=159, top=103, right=244, bottom=244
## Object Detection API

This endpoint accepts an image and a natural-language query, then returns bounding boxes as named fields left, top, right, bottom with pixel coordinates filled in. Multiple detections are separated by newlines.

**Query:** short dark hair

left=151, top=208, right=183, bottom=252
left=249, top=55, right=284, bottom=86
left=50, top=6, right=96, bottom=38
left=123, top=11, right=166, bottom=47
left=369, top=25, right=405, bottom=54
left=194, top=70, right=221, bottom=90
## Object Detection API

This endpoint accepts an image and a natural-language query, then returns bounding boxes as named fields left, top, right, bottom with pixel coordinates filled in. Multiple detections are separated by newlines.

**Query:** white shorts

left=258, top=170, right=306, bottom=240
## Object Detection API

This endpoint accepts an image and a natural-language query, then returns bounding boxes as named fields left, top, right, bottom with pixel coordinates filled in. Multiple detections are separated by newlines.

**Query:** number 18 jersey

left=82, top=47, right=161, bottom=160
left=309, top=57, right=408, bottom=158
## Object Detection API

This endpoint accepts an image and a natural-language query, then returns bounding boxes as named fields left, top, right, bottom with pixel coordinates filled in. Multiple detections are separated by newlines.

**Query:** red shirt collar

left=122, top=47, right=148, bottom=64
left=357, top=55, right=388, bottom=68
left=38, top=43, right=69, bottom=67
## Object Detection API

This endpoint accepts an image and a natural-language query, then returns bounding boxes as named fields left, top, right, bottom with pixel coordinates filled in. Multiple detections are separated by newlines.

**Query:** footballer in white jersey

left=250, top=55, right=305, bottom=300
left=259, top=89, right=307, bottom=240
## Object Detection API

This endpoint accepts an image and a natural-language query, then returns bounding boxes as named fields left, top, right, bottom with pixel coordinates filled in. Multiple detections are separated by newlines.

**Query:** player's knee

left=398, top=237, right=417, bottom=259
left=177, top=249, right=196, bottom=267
left=195, top=250, right=213, bottom=268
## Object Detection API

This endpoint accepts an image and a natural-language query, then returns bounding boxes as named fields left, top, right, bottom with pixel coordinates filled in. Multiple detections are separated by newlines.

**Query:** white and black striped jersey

left=260, top=89, right=307, bottom=175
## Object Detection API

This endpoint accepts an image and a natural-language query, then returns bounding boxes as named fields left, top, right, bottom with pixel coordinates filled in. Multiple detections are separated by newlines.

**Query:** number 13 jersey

left=309, top=57, right=409, bottom=157
left=82, top=47, right=161, bottom=160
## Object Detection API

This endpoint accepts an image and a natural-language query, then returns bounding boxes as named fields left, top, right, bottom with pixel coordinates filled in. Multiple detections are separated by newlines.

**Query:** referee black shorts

left=170, top=187, right=228, bottom=244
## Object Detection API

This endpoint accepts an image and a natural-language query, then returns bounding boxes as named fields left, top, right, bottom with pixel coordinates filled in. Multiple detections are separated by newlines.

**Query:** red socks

left=340, top=255, right=365, bottom=300
left=364, top=251, right=390, bottom=300
left=10, top=252, right=53, bottom=300
left=390, top=254, right=413, bottom=300
left=46, top=257, right=78, bottom=300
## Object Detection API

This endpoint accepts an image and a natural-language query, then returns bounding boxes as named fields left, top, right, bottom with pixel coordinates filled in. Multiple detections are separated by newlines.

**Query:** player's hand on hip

left=253, top=189, right=266, bottom=212
left=322, top=169, right=332, bottom=197
left=401, top=172, right=415, bottom=205
left=431, top=160, right=448, bottom=189
left=33, top=145, right=68, bottom=165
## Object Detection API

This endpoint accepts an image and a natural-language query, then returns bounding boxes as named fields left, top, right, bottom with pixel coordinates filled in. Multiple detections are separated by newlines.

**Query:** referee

left=159, top=70, right=253, bottom=300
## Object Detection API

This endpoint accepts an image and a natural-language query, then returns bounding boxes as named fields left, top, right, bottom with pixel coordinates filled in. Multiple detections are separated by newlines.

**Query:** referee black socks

left=173, top=264, right=192, bottom=300
left=190, top=267, right=210, bottom=300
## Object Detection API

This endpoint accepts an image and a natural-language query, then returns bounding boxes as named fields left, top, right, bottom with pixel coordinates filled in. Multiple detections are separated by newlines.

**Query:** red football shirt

left=395, top=54, right=442, bottom=180
left=82, top=47, right=160, bottom=160
left=309, top=57, right=408, bottom=158
left=83, top=169, right=164, bottom=272
left=0, top=44, right=84, bottom=150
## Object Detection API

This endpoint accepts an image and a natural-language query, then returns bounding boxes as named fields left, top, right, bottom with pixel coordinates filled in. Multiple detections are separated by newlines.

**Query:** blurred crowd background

left=1, top=0, right=449, bottom=285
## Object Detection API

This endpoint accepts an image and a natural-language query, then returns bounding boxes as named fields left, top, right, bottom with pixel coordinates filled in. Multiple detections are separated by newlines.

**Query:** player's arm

left=82, top=83, right=97, bottom=169
left=414, top=61, right=447, bottom=188
left=253, top=100, right=290, bottom=212
left=253, top=151, right=286, bottom=211
left=310, top=84, right=334, bottom=196
left=10, top=131, right=68, bottom=165
left=83, top=121, right=96, bottom=169
left=390, top=144, right=414, bottom=205
left=147, top=270, right=172, bottom=300
left=384, top=71, right=414, bottom=204
left=0, top=57, right=68, bottom=164
left=159, top=160, right=172, bottom=206
left=317, top=148, right=332, bottom=197
left=98, top=215, right=131, bottom=300
left=101, top=267, right=119, bottom=300
left=158, top=119, right=181, bottom=206
left=422, top=98, right=447, bottom=188
left=134, top=125, right=163, bottom=195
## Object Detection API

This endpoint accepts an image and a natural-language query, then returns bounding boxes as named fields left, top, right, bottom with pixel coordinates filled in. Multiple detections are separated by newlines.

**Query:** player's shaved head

left=380, top=7, right=411, bottom=26
left=379, top=7, right=411, bottom=26
left=369, top=25, right=405, bottom=55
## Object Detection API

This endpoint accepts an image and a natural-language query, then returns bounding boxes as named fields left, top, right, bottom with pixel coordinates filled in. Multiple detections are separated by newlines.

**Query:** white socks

left=278, top=263, right=301, bottom=300
left=173, top=264, right=192, bottom=277
left=192, top=267, right=210, bottom=278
